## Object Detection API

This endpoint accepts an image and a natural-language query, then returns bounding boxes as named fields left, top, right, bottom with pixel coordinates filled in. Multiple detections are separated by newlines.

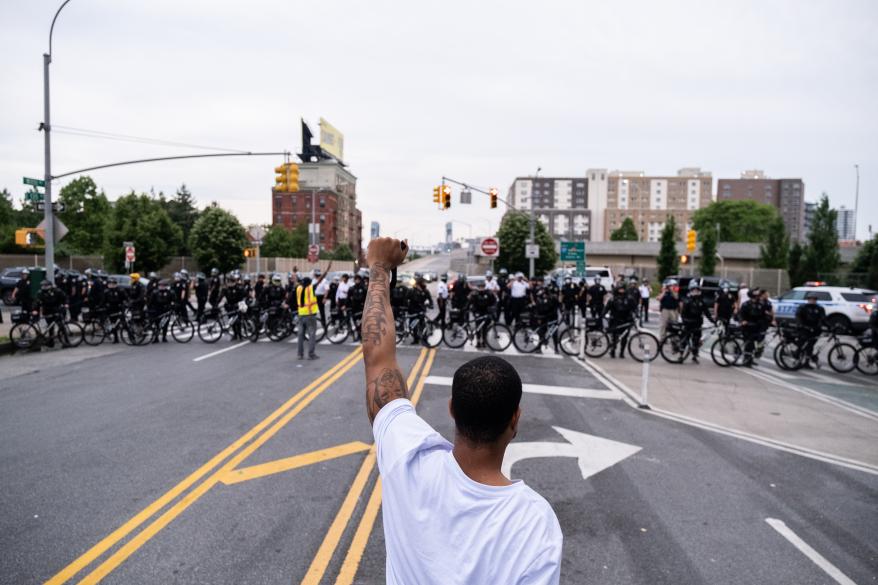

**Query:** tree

left=869, top=242, right=878, bottom=291
left=657, top=216, right=680, bottom=281
left=801, top=193, right=840, bottom=282
left=189, top=205, right=247, bottom=273
left=759, top=215, right=789, bottom=269
left=698, top=227, right=717, bottom=276
left=260, top=224, right=296, bottom=257
left=788, top=242, right=805, bottom=287
left=610, top=217, right=639, bottom=241
left=691, top=200, right=779, bottom=242
left=163, top=184, right=200, bottom=254
left=495, top=211, right=557, bottom=276
left=846, top=236, right=876, bottom=286
left=103, top=192, right=183, bottom=273
left=0, top=189, right=17, bottom=253
left=57, top=176, right=112, bottom=255
left=330, top=243, right=355, bottom=261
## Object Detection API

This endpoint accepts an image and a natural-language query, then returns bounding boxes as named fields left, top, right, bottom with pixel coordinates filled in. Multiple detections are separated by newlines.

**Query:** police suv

left=771, top=284, right=876, bottom=333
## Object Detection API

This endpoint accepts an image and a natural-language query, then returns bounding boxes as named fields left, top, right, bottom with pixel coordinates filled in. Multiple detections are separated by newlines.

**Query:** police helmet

left=158, top=278, right=170, bottom=287
left=271, top=274, right=282, bottom=284
left=440, top=274, right=448, bottom=282
left=40, top=280, right=52, bottom=289
left=499, top=268, right=508, bottom=276
left=806, top=292, right=819, bottom=300
left=196, top=272, right=206, bottom=281
left=243, top=274, right=251, bottom=282
left=688, top=281, right=701, bottom=291
left=84, top=268, right=93, bottom=278
left=314, top=268, right=322, bottom=277
left=485, top=270, right=493, bottom=277
left=108, top=277, right=118, bottom=285
left=22, top=268, right=29, bottom=276
left=130, top=273, right=141, bottom=282
left=211, top=268, right=219, bottom=276
left=180, top=268, right=189, bottom=277
left=301, top=277, right=312, bottom=287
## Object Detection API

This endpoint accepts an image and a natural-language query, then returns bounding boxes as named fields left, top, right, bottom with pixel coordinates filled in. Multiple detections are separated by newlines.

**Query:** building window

left=600, top=174, right=605, bottom=180
left=319, top=197, right=326, bottom=208
left=320, top=214, right=325, bottom=223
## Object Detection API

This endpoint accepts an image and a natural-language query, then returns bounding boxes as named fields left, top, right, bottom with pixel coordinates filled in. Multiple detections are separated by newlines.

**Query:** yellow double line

left=47, top=346, right=364, bottom=585
left=302, top=347, right=437, bottom=585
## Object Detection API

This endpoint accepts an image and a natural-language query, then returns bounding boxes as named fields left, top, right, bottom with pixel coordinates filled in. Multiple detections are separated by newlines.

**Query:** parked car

left=771, top=285, right=876, bottom=334
left=662, top=275, right=738, bottom=305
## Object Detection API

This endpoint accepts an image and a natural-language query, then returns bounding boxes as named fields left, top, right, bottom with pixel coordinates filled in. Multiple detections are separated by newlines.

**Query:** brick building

left=604, top=168, right=713, bottom=242
left=271, top=160, right=363, bottom=258
left=716, top=170, right=805, bottom=242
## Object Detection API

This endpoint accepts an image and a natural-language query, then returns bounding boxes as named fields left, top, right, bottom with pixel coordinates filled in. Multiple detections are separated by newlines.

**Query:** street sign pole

left=42, top=51, right=55, bottom=283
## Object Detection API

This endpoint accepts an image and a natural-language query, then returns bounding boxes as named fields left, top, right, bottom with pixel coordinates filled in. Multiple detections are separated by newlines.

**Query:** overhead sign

left=525, top=244, right=540, bottom=259
left=560, top=241, right=585, bottom=262
left=36, top=216, right=68, bottom=243
left=23, top=177, right=45, bottom=187
left=307, top=244, right=320, bottom=263
left=319, top=117, right=344, bottom=162
left=477, top=237, right=500, bottom=257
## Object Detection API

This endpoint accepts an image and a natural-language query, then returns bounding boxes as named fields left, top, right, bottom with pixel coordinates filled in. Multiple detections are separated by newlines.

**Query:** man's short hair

left=451, top=356, right=522, bottom=444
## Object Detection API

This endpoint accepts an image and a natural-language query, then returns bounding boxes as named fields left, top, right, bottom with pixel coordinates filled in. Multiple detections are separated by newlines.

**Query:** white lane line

left=574, top=358, right=878, bottom=476
left=423, top=375, right=621, bottom=400
left=192, top=341, right=250, bottom=362
left=800, top=370, right=860, bottom=388
left=445, top=344, right=563, bottom=359
left=742, top=369, right=878, bottom=423
left=765, top=518, right=858, bottom=585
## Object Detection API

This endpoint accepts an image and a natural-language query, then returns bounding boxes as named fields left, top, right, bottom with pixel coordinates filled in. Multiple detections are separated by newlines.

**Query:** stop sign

left=480, top=237, right=499, bottom=256
left=307, top=244, right=320, bottom=263
left=125, top=245, right=136, bottom=263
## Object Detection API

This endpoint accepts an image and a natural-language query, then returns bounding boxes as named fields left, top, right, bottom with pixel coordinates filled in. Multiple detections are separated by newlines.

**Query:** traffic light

left=274, top=163, right=300, bottom=193
left=489, top=187, right=498, bottom=209
left=15, top=228, right=43, bottom=248
left=680, top=254, right=689, bottom=265
left=244, top=247, right=258, bottom=258
left=442, top=185, right=452, bottom=209
left=433, top=186, right=441, bottom=205
left=686, top=229, right=697, bottom=252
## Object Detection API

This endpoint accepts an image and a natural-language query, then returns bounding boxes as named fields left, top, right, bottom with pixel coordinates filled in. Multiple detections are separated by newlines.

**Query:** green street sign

left=23, top=177, right=46, bottom=187
left=25, top=191, right=44, bottom=202
left=560, top=241, right=585, bottom=262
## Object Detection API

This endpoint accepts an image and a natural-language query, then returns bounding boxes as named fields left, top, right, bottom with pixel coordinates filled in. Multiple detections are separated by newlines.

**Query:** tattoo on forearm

left=369, top=367, right=408, bottom=413
left=362, top=262, right=391, bottom=346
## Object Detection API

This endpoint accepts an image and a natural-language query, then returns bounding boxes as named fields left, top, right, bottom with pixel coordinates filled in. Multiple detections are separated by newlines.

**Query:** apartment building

left=716, top=170, right=806, bottom=241
left=507, top=176, right=593, bottom=242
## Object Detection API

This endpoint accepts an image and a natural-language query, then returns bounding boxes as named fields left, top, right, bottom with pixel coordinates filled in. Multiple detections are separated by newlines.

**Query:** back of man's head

left=451, top=356, right=522, bottom=444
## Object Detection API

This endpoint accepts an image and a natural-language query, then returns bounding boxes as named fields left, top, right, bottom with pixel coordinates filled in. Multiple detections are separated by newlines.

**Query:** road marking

left=445, top=344, right=563, bottom=359
left=742, top=368, right=878, bottom=422
left=219, top=441, right=372, bottom=485
left=300, top=348, right=432, bottom=585
left=423, top=375, right=621, bottom=400
left=47, top=346, right=363, bottom=585
left=765, top=518, right=858, bottom=585
left=575, top=357, right=878, bottom=476
left=502, top=426, right=641, bottom=480
left=800, top=370, right=861, bottom=388
left=335, top=477, right=384, bottom=585
left=192, top=340, right=249, bottom=362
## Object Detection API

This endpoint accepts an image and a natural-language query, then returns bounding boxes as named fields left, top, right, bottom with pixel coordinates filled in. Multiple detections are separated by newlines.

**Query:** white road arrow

left=502, top=426, right=641, bottom=481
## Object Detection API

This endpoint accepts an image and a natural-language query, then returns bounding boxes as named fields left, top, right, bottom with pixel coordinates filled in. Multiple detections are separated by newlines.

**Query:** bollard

left=638, top=349, right=651, bottom=409
left=579, top=311, right=586, bottom=363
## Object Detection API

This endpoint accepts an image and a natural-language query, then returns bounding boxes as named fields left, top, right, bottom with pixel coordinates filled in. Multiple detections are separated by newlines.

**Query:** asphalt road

left=1, top=336, right=876, bottom=584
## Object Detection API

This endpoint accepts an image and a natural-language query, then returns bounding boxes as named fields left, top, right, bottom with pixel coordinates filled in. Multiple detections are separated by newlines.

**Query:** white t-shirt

left=738, top=287, right=749, bottom=305
left=639, top=284, right=650, bottom=300
left=336, top=280, right=351, bottom=301
left=510, top=280, right=529, bottom=298
left=373, top=399, right=562, bottom=585
left=437, top=282, right=449, bottom=299
left=315, top=278, right=330, bottom=296
left=485, top=278, right=500, bottom=293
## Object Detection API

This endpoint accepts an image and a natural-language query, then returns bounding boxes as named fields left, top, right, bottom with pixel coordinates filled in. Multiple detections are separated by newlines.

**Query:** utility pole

left=854, top=164, right=860, bottom=241
left=529, top=167, right=540, bottom=279
left=42, top=52, right=55, bottom=283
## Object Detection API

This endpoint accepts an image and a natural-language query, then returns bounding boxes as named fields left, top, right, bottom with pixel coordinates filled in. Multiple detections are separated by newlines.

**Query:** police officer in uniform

left=407, top=278, right=434, bottom=343
left=496, top=268, right=510, bottom=324
left=679, top=281, right=715, bottom=363
left=604, top=284, right=636, bottom=359
left=195, top=273, right=209, bottom=320
left=128, top=273, right=146, bottom=317
left=739, top=289, right=766, bottom=366
left=587, top=277, right=607, bottom=320
left=561, top=277, right=578, bottom=325
left=104, top=278, right=128, bottom=343
left=795, top=292, right=826, bottom=367
left=208, top=268, right=222, bottom=311
left=148, top=279, right=175, bottom=342
left=11, top=269, right=32, bottom=315
left=436, top=275, right=449, bottom=327
left=467, top=280, right=496, bottom=348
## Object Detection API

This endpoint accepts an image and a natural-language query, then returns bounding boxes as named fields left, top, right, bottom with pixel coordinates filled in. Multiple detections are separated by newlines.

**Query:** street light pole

left=854, top=164, right=859, bottom=241
left=529, top=167, right=540, bottom=279
left=42, top=0, right=73, bottom=284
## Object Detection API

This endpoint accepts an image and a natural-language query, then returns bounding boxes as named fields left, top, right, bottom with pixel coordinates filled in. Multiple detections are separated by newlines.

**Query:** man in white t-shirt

left=335, top=273, right=352, bottom=310
left=362, top=238, right=562, bottom=585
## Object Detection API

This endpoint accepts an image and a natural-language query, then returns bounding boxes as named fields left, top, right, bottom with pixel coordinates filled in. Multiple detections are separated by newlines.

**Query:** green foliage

left=260, top=225, right=296, bottom=257
left=495, top=211, right=558, bottom=276
left=788, top=242, right=805, bottom=287
left=847, top=236, right=878, bottom=288
left=760, top=214, right=790, bottom=269
left=329, top=243, right=355, bottom=261
left=57, top=176, right=112, bottom=254
left=801, top=193, right=840, bottom=282
left=161, top=184, right=200, bottom=254
left=0, top=189, right=17, bottom=253
left=189, top=205, right=247, bottom=273
left=698, top=227, right=717, bottom=276
left=691, top=200, right=779, bottom=242
left=657, top=216, right=680, bottom=281
left=610, top=217, right=639, bottom=241
left=870, top=243, right=878, bottom=291
left=103, top=192, right=183, bottom=273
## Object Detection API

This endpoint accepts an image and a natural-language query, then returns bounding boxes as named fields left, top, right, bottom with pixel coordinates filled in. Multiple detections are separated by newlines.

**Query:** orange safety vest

left=296, top=284, right=319, bottom=316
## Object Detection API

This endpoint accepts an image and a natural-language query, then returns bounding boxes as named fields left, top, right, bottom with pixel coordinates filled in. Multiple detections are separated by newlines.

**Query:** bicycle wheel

left=775, top=342, right=803, bottom=370
left=63, top=322, right=84, bottom=348
left=486, top=323, right=513, bottom=352
left=239, top=316, right=257, bottom=341
left=82, top=321, right=107, bottom=346
left=855, top=346, right=878, bottom=375
left=512, top=326, right=540, bottom=353
left=827, top=342, right=857, bottom=373
left=584, top=330, right=610, bottom=358
left=418, top=320, right=442, bottom=348
left=395, top=316, right=408, bottom=345
left=10, top=323, right=38, bottom=350
left=558, top=326, right=581, bottom=356
left=659, top=333, right=689, bottom=364
left=327, top=320, right=350, bottom=344
left=628, top=331, right=659, bottom=362
left=443, top=322, right=469, bottom=349
left=121, top=321, right=147, bottom=346
left=198, top=316, right=225, bottom=343
left=715, top=337, right=742, bottom=367
left=171, top=317, right=195, bottom=343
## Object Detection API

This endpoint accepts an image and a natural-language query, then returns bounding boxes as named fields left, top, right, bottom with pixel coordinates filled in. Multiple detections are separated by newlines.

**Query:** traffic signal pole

left=42, top=50, right=55, bottom=283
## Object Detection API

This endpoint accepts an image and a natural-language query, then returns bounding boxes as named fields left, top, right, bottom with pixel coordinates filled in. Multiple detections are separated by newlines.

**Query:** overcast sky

left=2, top=0, right=876, bottom=246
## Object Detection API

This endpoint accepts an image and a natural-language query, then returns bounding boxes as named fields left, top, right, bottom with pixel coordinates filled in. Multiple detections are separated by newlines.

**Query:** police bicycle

left=511, top=318, right=579, bottom=355
left=774, top=325, right=858, bottom=373
left=444, top=311, right=513, bottom=352
left=197, top=302, right=256, bottom=343
left=326, top=307, right=363, bottom=344
left=10, top=311, right=84, bottom=350
left=81, top=308, right=147, bottom=346
left=395, top=310, right=443, bottom=348
left=583, top=319, right=658, bottom=362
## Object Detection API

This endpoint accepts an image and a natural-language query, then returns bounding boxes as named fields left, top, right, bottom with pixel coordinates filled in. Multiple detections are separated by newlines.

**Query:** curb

left=0, top=341, right=15, bottom=356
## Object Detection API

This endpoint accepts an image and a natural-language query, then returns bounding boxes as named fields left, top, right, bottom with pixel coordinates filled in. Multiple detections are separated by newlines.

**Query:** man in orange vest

left=296, top=276, right=320, bottom=360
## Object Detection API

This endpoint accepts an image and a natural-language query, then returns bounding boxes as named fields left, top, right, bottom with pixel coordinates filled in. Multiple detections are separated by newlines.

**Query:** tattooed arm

left=362, top=238, right=409, bottom=424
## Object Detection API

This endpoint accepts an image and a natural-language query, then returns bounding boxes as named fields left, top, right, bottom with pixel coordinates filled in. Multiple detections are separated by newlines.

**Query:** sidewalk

left=589, top=355, right=878, bottom=468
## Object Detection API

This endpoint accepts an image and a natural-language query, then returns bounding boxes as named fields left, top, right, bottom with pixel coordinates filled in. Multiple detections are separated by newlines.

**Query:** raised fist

left=366, top=237, right=408, bottom=269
